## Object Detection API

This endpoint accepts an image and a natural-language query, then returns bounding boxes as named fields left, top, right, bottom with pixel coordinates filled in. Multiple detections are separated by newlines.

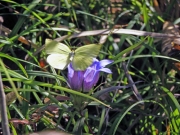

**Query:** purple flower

left=68, top=58, right=113, bottom=92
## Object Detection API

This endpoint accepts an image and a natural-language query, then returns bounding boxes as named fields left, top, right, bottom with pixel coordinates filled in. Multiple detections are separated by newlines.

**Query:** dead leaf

left=6, top=91, right=17, bottom=105
left=161, top=21, right=180, bottom=55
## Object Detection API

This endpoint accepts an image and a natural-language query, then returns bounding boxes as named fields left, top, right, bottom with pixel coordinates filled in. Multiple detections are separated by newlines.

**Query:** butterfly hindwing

left=47, top=54, right=70, bottom=70
left=45, top=39, right=72, bottom=70
left=72, top=54, right=93, bottom=71
left=72, top=44, right=102, bottom=70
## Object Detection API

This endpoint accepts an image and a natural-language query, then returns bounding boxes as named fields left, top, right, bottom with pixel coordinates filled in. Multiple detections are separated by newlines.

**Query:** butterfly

left=45, top=39, right=102, bottom=71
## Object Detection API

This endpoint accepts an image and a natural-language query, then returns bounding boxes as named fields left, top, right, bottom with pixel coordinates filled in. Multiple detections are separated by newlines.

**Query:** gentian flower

left=68, top=58, right=113, bottom=92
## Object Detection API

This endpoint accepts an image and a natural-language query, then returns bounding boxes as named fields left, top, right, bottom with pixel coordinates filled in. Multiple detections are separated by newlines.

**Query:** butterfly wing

left=45, top=39, right=71, bottom=54
left=47, top=54, right=70, bottom=70
left=72, top=44, right=102, bottom=70
left=45, top=39, right=72, bottom=70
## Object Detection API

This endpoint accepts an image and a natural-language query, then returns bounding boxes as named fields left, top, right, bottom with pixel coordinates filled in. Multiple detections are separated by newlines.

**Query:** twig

left=0, top=16, right=10, bottom=135
left=122, top=54, right=143, bottom=102
left=55, top=28, right=180, bottom=41
left=0, top=16, right=4, bottom=36
left=0, top=72, right=10, bottom=135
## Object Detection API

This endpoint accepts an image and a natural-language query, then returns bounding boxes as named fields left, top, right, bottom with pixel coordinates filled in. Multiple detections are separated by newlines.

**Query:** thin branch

left=55, top=28, right=180, bottom=41
left=0, top=72, right=10, bottom=135
left=122, top=54, right=143, bottom=103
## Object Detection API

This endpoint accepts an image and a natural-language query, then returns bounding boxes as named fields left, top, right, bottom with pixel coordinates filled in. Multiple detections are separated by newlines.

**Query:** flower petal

left=98, top=59, right=113, bottom=68
left=92, top=58, right=99, bottom=63
left=68, top=63, right=84, bottom=90
left=83, top=72, right=99, bottom=92
left=68, top=64, right=74, bottom=78
left=91, top=72, right=99, bottom=84
left=84, top=68, right=96, bottom=82
left=99, top=68, right=112, bottom=73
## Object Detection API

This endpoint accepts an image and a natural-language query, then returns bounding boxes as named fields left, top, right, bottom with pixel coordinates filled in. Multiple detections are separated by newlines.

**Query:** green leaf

left=0, top=53, right=28, bottom=77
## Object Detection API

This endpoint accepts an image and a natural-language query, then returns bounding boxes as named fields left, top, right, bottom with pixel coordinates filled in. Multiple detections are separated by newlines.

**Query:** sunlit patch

left=39, top=58, right=46, bottom=68
left=174, top=62, right=180, bottom=70
left=171, top=42, right=180, bottom=51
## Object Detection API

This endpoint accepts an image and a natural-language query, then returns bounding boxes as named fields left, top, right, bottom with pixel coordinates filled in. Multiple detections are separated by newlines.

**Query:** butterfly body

left=69, top=51, right=75, bottom=61
left=45, top=39, right=102, bottom=71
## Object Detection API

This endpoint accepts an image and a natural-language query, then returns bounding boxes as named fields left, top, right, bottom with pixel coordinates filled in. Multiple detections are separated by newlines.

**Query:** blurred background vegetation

left=1, top=0, right=180, bottom=134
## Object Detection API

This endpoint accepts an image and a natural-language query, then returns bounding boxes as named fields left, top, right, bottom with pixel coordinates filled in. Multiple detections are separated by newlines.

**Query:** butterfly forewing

left=45, top=39, right=71, bottom=54
left=47, top=54, right=70, bottom=70
left=72, top=44, right=102, bottom=70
